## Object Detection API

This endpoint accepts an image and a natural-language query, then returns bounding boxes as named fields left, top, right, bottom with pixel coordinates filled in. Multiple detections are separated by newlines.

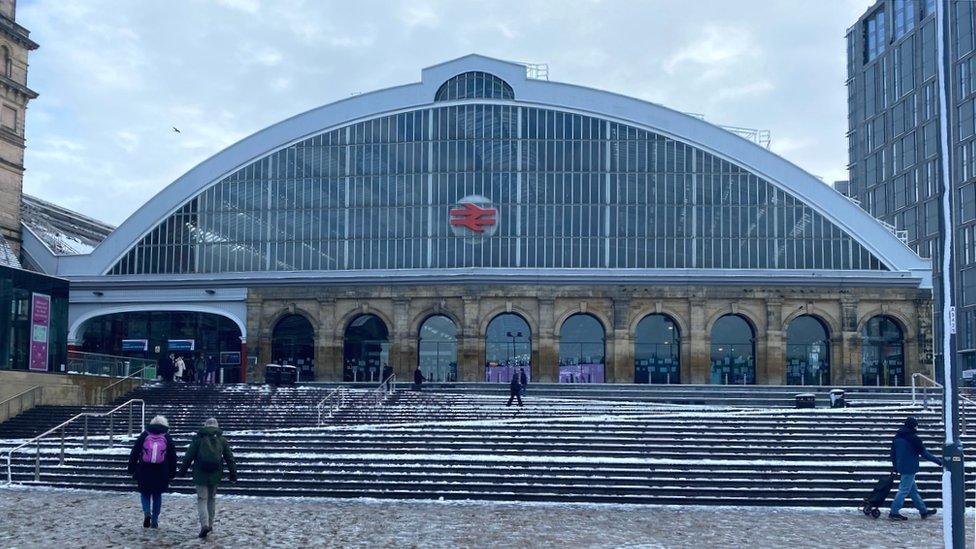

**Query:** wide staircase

left=2, top=383, right=973, bottom=507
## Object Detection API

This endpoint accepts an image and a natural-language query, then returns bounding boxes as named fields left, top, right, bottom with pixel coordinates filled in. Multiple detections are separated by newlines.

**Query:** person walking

left=413, top=367, right=426, bottom=391
left=206, top=354, right=218, bottom=384
left=506, top=372, right=523, bottom=407
left=157, top=353, right=174, bottom=382
left=179, top=417, right=237, bottom=539
left=194, top=353, right=207, bottom=386
left=519, top=368, right=528, bottom=397
left=127, top=415, right=177, bottom=529
left=889, top=416, right=943, bottom=521
left=174, top=355, right=186, bottom=383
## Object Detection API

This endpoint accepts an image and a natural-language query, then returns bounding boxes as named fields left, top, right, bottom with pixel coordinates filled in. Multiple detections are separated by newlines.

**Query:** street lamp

left=506, top=331, right=523, bottom=366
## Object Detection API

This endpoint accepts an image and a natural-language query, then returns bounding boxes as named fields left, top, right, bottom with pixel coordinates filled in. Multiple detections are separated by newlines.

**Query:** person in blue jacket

left=889, top=416, right=943, bottom=521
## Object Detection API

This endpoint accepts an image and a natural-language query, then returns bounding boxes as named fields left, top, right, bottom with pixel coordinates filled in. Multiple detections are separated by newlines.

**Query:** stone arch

left=856, top=309, right=913, bottom=337
left=554, top=308, right=611, bottom=337
left=628, top=306, right=689, bottom=337
left=704, top=307, right=762, bottom=336
left=409, top=307, right=464, bottom=339
left=263, top=305, right=319, bottom=339
left=334, top=305, right=395, bottom=340
left=477, top=305, right=538, bottom=338
left=782, top=308, right=840, bottom=338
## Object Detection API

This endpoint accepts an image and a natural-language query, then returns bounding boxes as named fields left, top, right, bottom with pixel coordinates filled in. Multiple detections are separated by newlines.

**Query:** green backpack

left=197, top=434, right=223, bottom=473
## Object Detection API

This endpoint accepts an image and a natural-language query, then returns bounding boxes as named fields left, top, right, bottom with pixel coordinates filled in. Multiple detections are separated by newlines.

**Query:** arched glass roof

left=435, top=71, right=514, bottom=102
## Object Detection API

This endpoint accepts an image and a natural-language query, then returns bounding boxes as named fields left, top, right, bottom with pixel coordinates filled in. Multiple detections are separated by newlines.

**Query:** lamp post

left=506, top=331, right=523, bottom=368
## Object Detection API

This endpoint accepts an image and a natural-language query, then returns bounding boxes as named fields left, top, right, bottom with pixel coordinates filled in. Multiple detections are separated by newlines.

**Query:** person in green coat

left=178, top=417, right=237, bottom=539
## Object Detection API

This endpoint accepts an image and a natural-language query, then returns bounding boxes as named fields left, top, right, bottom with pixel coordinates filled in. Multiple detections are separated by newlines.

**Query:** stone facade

left=0, top=0, right=36, bottom=257
left=246, top=283, right=934, bottom=385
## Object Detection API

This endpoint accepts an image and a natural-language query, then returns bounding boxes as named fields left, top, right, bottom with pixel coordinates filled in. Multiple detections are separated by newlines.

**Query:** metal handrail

left=911, top=373, right=943, bottom=407
left=363, top=374, right=396, bottom=409
left=5, top=398, right=145, bottom=484
left=316, top=387, right=346, bottom=426
left=910, top=373, right=976, bottom=433
left=99, top=367, right=149, bottom=405
left=0, top=386, right=42, bottom=422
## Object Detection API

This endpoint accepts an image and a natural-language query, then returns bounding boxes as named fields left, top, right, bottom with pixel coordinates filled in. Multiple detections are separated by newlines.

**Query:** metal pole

left=33, top=444, right=39, bottom=482
left=83, top=415, right=88, bottom=450
left=936, top=0, right=966, bottom=546
left=59, top=428, right=65, bottom=466
left=108, top=411, right=113, bottom=448
left=128, top=405, right=133, bottom=438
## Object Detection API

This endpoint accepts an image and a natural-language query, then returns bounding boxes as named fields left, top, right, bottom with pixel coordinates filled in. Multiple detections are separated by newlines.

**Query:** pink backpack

left=141, top=433, right=167, bottom=464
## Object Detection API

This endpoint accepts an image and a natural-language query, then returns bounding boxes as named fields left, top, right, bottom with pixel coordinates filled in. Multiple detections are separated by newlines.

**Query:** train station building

left=23, top=55, right=934, bottom=385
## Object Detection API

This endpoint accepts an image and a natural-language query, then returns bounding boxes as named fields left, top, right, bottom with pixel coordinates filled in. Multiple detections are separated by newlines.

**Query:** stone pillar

left=763, top=299, right=784, bottom=385
left=688, top=298, right=709, bottom=384
left=245, top=294, right=264, bottom=383
left=316, top=298, right=338, bottom=381
left=458, top=296, right=481, bottom=381
left=611, top=297, right=632, bottom=383
left=537, top=298, right=557, bottom=382
left=392, top=298, right=411, bottom=380
left=914, top=298, right=935, bottom=379
left=839, top=297, right=861, bottom=385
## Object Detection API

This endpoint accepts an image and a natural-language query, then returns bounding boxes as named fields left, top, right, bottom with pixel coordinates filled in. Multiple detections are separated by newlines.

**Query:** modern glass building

left=26, top=55, right=933, bottom=385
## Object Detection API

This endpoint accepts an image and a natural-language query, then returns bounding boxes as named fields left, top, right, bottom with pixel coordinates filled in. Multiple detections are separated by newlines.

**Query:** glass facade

left=484, top=313, right=530, bottom=382
left=710, top=315, right=755, bottom=384
left=558, top=314, right=605, bottom=383
left=271, top=314, right=315, bottom=381
left=861, top=315, right=905, bottom=386
left=634, top=314, right=680, bottom=384
left=785, top=315, right=830, bottom=385
left=0, top=265, right=69, bottom=372
left=110, top=100, right=887, bottom=275
left=418, top=315, right=457, bottom=382
left=342, top=314, right=389, bottom=382
left=435, top=71, right=514, bottom=102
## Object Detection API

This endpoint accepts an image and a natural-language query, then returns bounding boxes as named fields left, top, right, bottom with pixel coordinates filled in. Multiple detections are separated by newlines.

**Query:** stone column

left=245, top=293, right=264, bottom=383
left=392, top=297, right=412, bottom=380
left=763, top=299, right=784, bottom=385
left=688, top=298, right=709, bottom=384
left=611, top=297, right=632, bottom=383
left=537, top=298, right=557, bottom=382
left=839, top=297, right=861, bottom=385
left=316, top=297, right=338, bottom=381
left=458, top=296, right=481, bottom=381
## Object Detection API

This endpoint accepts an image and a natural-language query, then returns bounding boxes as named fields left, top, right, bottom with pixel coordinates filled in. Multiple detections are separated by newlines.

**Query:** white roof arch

left=43, top=54, right=931, bottom=287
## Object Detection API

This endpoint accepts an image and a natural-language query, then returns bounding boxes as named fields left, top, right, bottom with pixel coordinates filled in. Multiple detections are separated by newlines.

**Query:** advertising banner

left=28, top=292, right=51, bottom=371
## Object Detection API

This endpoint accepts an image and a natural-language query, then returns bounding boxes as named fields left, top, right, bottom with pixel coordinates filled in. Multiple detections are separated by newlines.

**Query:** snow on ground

left=0, top=486, right=968, bottom=548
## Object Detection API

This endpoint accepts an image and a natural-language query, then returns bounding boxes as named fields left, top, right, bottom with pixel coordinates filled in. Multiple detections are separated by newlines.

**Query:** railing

left=911, top=373, right=976, bottom=432
left=5, top=399, right=145, bottom=484
left=0, top=386, right=42, bottom=423
left=98, top=367, right=150, bottom=405
left=363, top=374, right=396, bottom=409
left=66, top=350, right=157, bottom=380
left=316, top=387, right=347, bottom=426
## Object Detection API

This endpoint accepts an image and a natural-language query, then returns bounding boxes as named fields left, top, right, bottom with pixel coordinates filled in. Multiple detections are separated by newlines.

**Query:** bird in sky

left=172, top=127, right=181, bottom=133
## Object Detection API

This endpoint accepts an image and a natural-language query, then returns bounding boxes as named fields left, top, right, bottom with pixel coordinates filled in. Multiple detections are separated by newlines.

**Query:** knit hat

left=149, top=415, right=169, bottom=428
left=204, top=417, right=219, bottom=428
left=904, top=416, right=918, bottom=430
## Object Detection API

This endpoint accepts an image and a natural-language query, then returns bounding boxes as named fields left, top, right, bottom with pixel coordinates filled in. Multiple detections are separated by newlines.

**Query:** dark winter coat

left=194, top=357, right=206, bottom=374
left=519, top=371, right=528, bottom=386
left=890, top=418, right=942, bottom=475
left=127, top=424, right=177, bottom=494
left=206, top=356, right=218, bottom=373
left=414, top=369, right=426, bottom=385
left=509, top=375, right=521, bottom=395
left=179, top=426, right=237, bottom=487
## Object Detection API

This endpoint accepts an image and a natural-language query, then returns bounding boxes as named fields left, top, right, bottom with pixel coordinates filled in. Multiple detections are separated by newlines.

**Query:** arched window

left=418, top=315, right=458, bottom=382
left=485, top=313, right=530, bottom=382
left=861, top=316, right=905, bottom=386
left=558, top=314, right=605, bottom=383
left=634, top=314, right=680, bottom=384
left=786, top=315, right=830, bottom=385
left=710, top=315, right=755, bottom=384
left=343, top=314, right=389, bottom=382
left=272, top=314, right=315, bottom=381
left=435, top=71, right=514, bottom=101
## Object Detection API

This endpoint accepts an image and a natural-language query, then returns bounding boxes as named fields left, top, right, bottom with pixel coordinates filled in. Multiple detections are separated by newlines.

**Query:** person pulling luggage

left=888, top=416, right=943, bottom=521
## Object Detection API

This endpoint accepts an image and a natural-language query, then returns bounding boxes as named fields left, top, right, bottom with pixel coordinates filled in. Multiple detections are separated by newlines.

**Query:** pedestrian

left=157, top=353, right=174, bottom=382
left=206, top=354, right=218, bottom=384
left=506, top=372, right=523, bottom=407
left=179, top=417, right=237, bottom=539
left=889, top=416, right=943, bottom=521
left=127, top=415, right=177, bottom=529
left=413, top=366, right=426, bottom=391
left=174, top=354, right=186, bottom=382
left=519, top=368, right=528, bottom=397
left=194, top=353, right=207, bottom=385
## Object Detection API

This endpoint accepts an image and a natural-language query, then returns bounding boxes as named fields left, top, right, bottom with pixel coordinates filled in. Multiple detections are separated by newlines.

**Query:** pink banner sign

left=28, top=292, right=51, bottom=371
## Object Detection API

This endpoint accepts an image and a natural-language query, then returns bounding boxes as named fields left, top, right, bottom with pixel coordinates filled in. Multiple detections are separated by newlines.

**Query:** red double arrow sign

left=449, top=202, right=497, bottom=233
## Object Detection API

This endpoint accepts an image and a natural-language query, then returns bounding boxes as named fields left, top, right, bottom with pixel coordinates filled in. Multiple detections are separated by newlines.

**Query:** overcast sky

left=18, top=0, right=874, bottom=226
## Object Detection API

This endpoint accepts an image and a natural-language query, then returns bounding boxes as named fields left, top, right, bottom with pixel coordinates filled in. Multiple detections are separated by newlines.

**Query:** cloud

left=664, top=24, right=760, bottom=76
left=400, top=4, right=440, bottom=29
left=215, top=0, right=260, bottom=13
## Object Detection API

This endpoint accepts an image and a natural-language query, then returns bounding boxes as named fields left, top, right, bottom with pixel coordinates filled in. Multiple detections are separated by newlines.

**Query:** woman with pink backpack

left=127, top=415, right=177, bottom=528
